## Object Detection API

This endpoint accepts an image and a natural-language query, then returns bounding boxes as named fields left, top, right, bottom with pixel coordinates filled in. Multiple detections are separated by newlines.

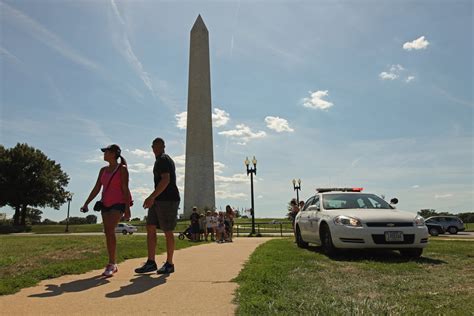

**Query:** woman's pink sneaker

left=102, top=264, right=118, bottom=277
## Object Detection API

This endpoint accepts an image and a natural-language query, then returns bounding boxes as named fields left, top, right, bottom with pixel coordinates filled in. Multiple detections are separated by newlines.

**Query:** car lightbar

left=316, top=187, right=364, bottom=193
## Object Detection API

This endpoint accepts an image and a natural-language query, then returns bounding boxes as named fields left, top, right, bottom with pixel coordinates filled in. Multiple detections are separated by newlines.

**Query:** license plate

left=385, top=231, right=404, bottom=242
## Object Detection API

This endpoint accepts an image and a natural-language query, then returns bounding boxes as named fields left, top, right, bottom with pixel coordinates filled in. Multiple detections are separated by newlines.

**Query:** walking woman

left=81, top=144, right=131, bottom=277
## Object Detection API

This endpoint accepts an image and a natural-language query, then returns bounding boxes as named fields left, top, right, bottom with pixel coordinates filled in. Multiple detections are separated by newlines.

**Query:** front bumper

left=331, top=225, right=429, bottom=249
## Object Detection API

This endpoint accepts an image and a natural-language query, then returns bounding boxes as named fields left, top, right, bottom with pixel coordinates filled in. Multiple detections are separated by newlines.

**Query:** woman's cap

left=101, top=144, right=121, bottom=155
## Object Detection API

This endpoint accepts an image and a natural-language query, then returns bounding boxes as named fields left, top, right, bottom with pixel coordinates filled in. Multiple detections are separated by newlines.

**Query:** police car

left=294, top=188, right=429, bottom=258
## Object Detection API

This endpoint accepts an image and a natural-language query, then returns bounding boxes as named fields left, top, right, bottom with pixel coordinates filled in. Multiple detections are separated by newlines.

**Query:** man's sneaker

left=102, top=264, right=118, bottom=277
left=134, top=260, right=157, bottom=273
left=157, top=262, right=174, bottom=274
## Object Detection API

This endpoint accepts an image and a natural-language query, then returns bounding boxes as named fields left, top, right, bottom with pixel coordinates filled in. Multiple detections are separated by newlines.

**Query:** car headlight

left=334, top=215, right=362, bottom=227
left=414, top=215, right=425, bottom=226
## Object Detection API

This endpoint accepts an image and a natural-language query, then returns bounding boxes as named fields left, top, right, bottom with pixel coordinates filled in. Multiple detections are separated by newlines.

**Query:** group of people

left=189, top=205, right=235, bottom=243
left=81, top=137, right=180, bottom=277
left=288, top=198, right=305, bottom=238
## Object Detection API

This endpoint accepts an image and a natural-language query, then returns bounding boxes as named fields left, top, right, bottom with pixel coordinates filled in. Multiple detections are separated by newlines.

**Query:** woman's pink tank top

left=101, top=167, right=125, bottom=207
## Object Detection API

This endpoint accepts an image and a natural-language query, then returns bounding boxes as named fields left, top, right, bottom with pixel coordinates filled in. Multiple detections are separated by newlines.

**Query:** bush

left=0, top=225, right=32, bottom=234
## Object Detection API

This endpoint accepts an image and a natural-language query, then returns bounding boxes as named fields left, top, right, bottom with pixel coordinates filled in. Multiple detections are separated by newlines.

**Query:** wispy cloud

left=435, top=193, right=453, bottom=199
left=110, top=0, right=153, bottom=93
left=1, top=2, right=99, bottom=71
left=265, top=116, right=294, bottom=132
left=403, top=36, right=430, bottom=51
left=379, top=64, right=404, bottom=80
left=218, top=124, right=266, bottom=145
left=379, top=64, right=415, bottom=83
left=302, top=90, right=334, bottom=110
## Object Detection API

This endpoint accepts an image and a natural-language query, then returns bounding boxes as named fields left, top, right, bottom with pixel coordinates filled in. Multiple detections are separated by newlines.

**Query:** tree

left=85, top=214, right=97, bottom=224
left=0, top=143, right=69, bottom=226
left=25, top=207, right=43, bottom=225
left=418, top=209, right=438, bottom=218
left=42, top=218, right=57, bottom=225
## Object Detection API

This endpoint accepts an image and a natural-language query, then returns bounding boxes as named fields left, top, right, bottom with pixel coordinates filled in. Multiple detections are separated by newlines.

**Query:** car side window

left=313, top=197, right=320, bottom=210
left=356, top=198, right=367, bottom=208
left=302, top=197, right=315, bottom=212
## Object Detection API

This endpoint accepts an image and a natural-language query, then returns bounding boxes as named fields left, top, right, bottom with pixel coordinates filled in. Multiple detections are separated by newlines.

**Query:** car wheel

left=122, top=230, right=128, bottom=235
left=428, top=227, right=439, bottom=236
left=448, top=226, right=458, bottom=234
left=295, top=226, right=308, bottom=248
left=320, top=224, right=338, bottom=256
left=400, top=248, right=423, bottom=258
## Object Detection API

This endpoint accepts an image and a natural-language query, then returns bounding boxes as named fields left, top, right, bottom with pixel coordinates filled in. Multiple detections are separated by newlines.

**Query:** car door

left=308, top=197, right=321, bottom=242
left=298, top=196, right=315, bottom=240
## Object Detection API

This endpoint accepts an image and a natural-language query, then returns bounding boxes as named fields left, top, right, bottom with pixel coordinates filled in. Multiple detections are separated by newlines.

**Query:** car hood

left=335, top=209, right=417, bottom=222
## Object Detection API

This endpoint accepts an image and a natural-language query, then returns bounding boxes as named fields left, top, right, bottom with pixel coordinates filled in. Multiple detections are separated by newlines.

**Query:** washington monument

left=183, top=15, right=215, bottom=217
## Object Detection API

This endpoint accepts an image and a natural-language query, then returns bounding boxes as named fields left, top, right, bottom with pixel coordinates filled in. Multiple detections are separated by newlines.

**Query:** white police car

left=115, top=223, right=138, bottom=235
left=294, top=188, right=429, bottom=258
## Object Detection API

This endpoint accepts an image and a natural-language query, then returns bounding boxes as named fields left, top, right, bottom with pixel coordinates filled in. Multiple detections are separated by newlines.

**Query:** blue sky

left=1, top=0, right=472, bottom=222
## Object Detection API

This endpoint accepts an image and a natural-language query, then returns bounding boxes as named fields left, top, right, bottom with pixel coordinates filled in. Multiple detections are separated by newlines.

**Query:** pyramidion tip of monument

left=192, top=14, right=208, bottom=33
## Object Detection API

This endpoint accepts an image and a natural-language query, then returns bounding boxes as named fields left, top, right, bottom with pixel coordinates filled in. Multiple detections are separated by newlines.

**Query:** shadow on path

left=105, top=274, right=168, bottom=298
left=29, top=275, right=110, bottom=298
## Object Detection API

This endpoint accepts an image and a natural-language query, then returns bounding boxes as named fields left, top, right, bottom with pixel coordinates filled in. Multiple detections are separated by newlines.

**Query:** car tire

left=428, top=227, right=439, bottom=236
left=400, top=248, right=423, bottom=258
left=320, top=224, right=338, bottom=256
left=295, top=226, right=308, bottom=248
left=122, top=230, right=128, bottom=235
left=448, top=226, right=458, bottom=234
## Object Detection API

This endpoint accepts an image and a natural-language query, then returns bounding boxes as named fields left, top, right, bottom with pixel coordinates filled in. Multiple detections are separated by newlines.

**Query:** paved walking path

left=0, top=237, right=272, bottom=316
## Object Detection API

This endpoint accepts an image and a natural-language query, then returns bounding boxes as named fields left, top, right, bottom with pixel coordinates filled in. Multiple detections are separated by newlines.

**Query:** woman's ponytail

left=119, top=155, right=127, bottom=166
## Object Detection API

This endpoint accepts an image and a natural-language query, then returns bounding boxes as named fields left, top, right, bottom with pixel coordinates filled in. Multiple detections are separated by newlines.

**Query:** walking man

left=135, top=138, right=180, bottom=274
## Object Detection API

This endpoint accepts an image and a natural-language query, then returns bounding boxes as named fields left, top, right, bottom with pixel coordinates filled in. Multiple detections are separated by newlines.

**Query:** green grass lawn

left=234, top=239, right=474, bottom=315
left=0, top=235, right=200, bottom=295
left=465, top=222, right=474, bottom=231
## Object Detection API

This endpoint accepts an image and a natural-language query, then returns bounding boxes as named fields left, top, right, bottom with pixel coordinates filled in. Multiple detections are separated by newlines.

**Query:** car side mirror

left=390, top=198, right=399, bottom=205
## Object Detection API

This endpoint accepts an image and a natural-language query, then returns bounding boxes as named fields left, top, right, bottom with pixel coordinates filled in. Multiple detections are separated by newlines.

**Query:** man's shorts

left=147, top=200, right=179, bottom=231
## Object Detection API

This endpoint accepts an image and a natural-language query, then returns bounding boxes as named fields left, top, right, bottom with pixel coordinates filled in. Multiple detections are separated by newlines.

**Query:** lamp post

left=65, top=192, right=73, bottom=233
left=245, top=156, right=258, bottom=236
left=292, top=179, right=301, bottom=204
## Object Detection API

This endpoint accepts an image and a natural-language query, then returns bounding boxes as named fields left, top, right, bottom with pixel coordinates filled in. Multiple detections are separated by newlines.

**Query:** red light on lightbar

left=352, top=188, right=363, bottom=192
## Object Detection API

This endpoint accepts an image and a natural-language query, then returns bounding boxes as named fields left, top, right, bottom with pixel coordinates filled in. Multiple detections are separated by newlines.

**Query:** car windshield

left=322, top=193, right=393, bottom=210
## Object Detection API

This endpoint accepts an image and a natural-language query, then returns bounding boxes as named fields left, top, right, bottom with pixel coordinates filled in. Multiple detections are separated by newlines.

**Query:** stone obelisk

left=183, top=15, right=215, bottom=217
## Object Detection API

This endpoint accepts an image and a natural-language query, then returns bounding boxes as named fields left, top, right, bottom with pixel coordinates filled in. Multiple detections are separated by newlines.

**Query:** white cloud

left=412, top=185, right=420, bottom=189
left=175, top=112, right=187, bottom=130
left=130, top=186, right=152, bottom=201
left=128, top=163, right=153, bottom=173
left=174, top=154, right=186, bottom=166
left=215, top=173, right=248, bottom=184
left=379, top=64, right=405, bottom=80
left=406, top=76, right=415, bottom=83
left=302, top=90, right=334, bottom=110
left=176, top=108, right=230, bottom=130
left=265, top=116, right=294, bottom=132
left=218, top=124, right=266, bottom=145
left=126, top=149, right=154, bottom=159
left=435, top=193, right=453, bottom=199
left=214, top=161, right=226, bottom=174
left=403, top=36, right=430, bottom=51
left=212, top=108, right=230, bottom=127
left=379, top=72, right=398, bottom=80
left=215, top=191, right=247, bottom=199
